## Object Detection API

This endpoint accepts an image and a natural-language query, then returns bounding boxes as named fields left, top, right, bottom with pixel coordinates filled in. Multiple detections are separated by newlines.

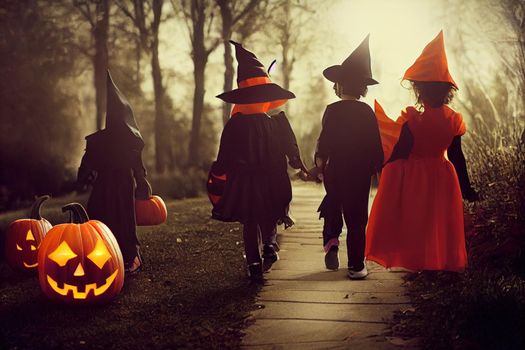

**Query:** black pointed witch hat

left=323, top=34, right=378, bottom=86
left=106, top=70, right=143, bottom=143
left=216, top=41, right=295, bottom=104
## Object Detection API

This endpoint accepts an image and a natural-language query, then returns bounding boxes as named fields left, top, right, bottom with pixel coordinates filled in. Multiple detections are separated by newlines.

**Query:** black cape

left=78, top=129, right=147, bottom=265
left=212, top=113, right=292, bottom=224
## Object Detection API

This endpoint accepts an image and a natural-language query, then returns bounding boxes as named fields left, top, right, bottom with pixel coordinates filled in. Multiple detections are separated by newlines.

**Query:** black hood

left=106, top=70, right=144, bottom=145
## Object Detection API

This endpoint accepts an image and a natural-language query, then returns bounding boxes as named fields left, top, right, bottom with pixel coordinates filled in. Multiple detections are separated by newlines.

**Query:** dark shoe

left=248, top=262, right=263, bottom=282
left=262, top=244, right=279, bottom=272
left=325, top=245, right=339, bottom=270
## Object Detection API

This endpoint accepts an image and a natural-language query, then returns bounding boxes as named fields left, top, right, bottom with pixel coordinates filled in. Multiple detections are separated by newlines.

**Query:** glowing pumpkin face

left=38, top=203, right=124, bottom=304
left=5, top=195, right=52, bottom=272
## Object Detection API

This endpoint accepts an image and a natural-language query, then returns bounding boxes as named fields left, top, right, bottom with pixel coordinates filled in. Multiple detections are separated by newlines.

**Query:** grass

left=389, top=118, right=525, bottom=349
left=0, top=196, right=261, bottom=349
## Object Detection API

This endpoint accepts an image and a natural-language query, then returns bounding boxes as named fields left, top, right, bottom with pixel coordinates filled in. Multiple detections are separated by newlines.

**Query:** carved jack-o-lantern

left=38, top=203, right=124, bottom=304
left=5, top=195, right=52, bottom=272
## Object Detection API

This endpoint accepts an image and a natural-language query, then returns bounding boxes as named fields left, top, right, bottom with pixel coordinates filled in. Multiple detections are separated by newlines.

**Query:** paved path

left=242, top=182, right=412, bottom=349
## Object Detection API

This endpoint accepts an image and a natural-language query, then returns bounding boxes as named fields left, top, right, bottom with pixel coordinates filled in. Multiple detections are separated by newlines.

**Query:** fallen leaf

left=400, top=307, right=416, bottom=314
left=386, top=336, right=421, bottom=346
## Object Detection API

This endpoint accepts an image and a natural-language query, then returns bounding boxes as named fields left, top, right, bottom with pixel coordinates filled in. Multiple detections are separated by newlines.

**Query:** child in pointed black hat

left=212, top=41, right=306, bottom=281
left=315, top=35, right=383, bottom=279
left=77, top=70, right=151, bottom=274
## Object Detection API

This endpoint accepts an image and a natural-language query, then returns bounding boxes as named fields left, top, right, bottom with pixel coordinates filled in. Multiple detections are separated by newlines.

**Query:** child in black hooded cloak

left=78, top=71, right=151, bottom=274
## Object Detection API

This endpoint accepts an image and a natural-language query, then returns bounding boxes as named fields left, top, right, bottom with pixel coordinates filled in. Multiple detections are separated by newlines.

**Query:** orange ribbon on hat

left=231, top=77, right=288, bottom=116
left=403, top=31, right=457, bottom=88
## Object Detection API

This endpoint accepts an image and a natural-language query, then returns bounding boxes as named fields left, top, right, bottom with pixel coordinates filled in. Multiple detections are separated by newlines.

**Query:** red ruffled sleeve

left=374, top=100, right=413, bottom=164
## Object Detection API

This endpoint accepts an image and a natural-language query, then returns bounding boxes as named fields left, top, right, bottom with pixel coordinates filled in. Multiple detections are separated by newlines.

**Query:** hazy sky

left=153, top=0, right=509, bottom=124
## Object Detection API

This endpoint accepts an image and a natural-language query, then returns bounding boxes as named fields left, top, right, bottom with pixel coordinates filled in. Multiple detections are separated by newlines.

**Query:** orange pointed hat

left=403, top=31, right=457, bottom=88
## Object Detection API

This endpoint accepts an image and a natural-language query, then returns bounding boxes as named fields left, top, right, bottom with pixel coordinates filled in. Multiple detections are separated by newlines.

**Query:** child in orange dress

left=366, top=31, right=478, bottom=272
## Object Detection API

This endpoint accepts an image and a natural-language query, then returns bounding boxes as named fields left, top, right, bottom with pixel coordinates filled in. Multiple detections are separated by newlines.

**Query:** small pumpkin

left=134, top=180, right=167, bottom=226
left=5, top=195, right=52, bottom=272
left=206, top=161, right=226, bottom=206
left=38, top=203, right=124, bottom=304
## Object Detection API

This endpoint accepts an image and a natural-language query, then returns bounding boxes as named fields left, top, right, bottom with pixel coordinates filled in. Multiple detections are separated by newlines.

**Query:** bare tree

left=216, top=0, right=266, bottom=125
left=271, top=0, right=315, bottom=92
left=117, top=0, right=173, bottom=173
left=72, top=0, right=110, bottom=131
left=176, top=0, right=221, bottom=166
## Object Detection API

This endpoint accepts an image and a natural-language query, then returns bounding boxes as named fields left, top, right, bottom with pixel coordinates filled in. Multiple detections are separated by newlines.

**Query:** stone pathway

left=242, top=182, right=412, bottom=349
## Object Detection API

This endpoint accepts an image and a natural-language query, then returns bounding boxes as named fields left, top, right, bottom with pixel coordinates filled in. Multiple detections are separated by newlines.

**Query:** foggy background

left=1, top=0, right=523, bottom=210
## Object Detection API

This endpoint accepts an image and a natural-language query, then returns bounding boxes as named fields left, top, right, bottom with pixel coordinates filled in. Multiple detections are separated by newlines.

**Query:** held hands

left=297, top=166, right=323, bottom=183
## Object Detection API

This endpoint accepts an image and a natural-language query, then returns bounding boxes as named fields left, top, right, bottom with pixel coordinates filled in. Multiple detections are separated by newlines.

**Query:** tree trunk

left=93, top=0, right=109, bottom=130
left=219, top=1, right=234, bottom=125
left=151, top=0, right=167, bottom=173
left=222, top=39, right=234, bottom=125
left=281, top=42, right=291, bottom=91
left=151, top=38, right=167, bottom=173
left=280, top=1, right=292, bottom=92
left=189, top=56, right=206, bottom=165
left=188, top=1, right=207, bottom=166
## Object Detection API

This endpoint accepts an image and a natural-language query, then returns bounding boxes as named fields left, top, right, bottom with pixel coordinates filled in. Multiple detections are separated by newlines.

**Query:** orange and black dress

left=211, top=112, right=292, bottom=225
left=212, top=41, right=296, bottom=268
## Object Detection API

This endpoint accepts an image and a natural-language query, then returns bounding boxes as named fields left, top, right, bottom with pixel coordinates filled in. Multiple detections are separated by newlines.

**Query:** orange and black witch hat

left=403, top=31, right=457, bottom=88
left=216, top=41, right=295, bottom=105
left=323, top=34, right=378, bottom=86
left=106, top=70, right=143, bottom=143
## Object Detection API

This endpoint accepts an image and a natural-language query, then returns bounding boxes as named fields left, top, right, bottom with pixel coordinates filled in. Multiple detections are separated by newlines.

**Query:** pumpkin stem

left=30, top=195, right=51, bottom=220
left=62, top=203, right=90, bottom=224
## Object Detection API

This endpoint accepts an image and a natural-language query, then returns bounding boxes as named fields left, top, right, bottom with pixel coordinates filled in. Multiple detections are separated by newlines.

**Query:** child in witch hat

left=366, top=31, right=478, bottom=272
left=212, top=40, right=306, bottom=281
left=315, top=35, right=384, bottom=279
left=77, top=70, right=151, bottom=274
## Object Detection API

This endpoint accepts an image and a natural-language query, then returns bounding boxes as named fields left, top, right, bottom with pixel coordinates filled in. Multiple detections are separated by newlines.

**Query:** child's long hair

left=410, top=81, right=457, bottom=108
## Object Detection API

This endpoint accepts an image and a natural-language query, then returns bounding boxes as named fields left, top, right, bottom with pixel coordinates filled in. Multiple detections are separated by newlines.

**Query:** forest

left=0, top=0, right=523, bottom=210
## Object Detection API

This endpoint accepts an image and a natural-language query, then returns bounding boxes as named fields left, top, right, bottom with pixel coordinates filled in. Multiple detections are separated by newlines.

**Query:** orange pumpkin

left=5, top=195, right=52, bottom=272
left=38, top=203, right=124, bottom=304
left=135, top=195, right=167, bottom=226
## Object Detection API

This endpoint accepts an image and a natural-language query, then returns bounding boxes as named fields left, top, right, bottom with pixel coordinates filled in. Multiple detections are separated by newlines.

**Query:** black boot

left=262, top=244, right=279, bottom=272
left=248, top=262, right=263, bottom=282
left=325, top=245, right=339, bottom=270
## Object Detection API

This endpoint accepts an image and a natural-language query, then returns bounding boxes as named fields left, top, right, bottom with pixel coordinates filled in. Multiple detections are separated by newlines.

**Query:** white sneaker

left=348, top=265, right=368, bottom=280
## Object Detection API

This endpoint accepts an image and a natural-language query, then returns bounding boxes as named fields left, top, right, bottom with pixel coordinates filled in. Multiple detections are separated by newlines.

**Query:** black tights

left=243, top=220, right=277, bottom=264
